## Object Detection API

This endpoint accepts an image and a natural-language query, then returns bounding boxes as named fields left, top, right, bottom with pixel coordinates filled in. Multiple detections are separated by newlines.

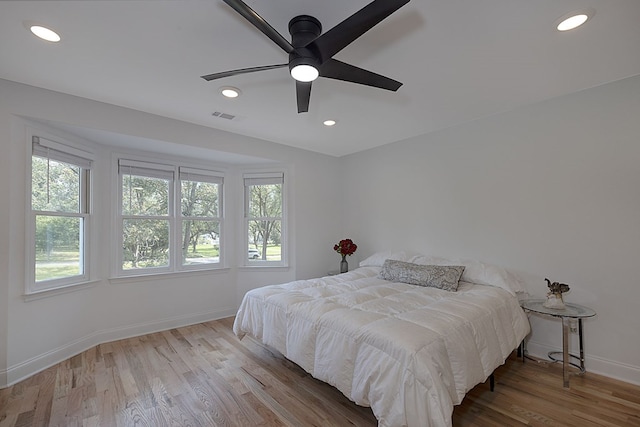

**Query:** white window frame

left=27, top=135, right=94, bottom=294
left=115, top=158, right=225, bottom=277
left=178, top=167, right=224, bottom=270
left=243, top=171, right=286, bottom=267
left=117, top=159, right=175, bottom=276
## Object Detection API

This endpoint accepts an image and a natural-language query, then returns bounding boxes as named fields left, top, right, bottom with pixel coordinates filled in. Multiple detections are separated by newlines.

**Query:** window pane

left=182, top=220, right=220, bottom=265
left=248, top=184, right=282, bottom=218
left=181, top=180, right=219, bottom=217
left=122, top=219, right=169, bottom=269
left=35, top=215, right=82, bottom=281
left=248, top=219, right=281, bottom=261
left=122, top=175, right=169, bottom=216
left=32, top=157, right=81, bottom=213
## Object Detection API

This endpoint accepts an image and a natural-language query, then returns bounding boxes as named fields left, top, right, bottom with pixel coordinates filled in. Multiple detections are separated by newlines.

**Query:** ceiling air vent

left=212, top=111, right=236, bottom=120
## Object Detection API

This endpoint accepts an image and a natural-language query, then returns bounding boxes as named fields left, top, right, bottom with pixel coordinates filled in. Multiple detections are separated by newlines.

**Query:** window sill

left=109, top=267, right=231, bottom=285
left=23, top=280, right=100, bottom=302
left=237, top=265, right=290, bottom=272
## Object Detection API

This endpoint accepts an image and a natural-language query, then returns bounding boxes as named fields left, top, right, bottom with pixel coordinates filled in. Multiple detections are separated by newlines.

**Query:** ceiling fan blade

left=223, top=0, right=294, bottom=54
left=201, top=63, right=288, bottom=81
left=296, top=81, right=312, bottom=113
left=309, top=0, right=410, bottom=63
left=319, top=59, right=402, bottom=91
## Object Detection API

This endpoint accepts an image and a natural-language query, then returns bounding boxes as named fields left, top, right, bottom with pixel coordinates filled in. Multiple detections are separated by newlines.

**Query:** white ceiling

left=1, top=0, right=639, bottom=157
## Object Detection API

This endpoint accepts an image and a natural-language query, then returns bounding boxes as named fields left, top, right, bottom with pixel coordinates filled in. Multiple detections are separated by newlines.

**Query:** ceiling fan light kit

left=288, top=15, right=322, bottom=82
left=202, top=0, right=410, bottom=113
left=290, top=64, right=318, bottom=82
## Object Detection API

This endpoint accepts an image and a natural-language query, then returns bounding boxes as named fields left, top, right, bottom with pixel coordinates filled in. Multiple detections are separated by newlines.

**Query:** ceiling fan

left=202, top=0, right=410, bottom=113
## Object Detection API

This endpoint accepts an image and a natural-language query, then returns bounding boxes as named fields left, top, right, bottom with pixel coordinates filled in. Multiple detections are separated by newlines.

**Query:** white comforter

left=233, top=267, right=530, bottom=427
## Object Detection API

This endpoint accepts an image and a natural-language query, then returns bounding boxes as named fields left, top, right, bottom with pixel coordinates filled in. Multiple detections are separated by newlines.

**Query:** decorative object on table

left=334, top=238, right=357, bottom=273
left=543, top=278, right=570, bottom=309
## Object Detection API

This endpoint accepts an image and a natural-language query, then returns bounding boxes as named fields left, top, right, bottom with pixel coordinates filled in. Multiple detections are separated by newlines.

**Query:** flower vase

left=543, top=292, right=566, bottom=309
left=340, top=255, right=348, bottom=273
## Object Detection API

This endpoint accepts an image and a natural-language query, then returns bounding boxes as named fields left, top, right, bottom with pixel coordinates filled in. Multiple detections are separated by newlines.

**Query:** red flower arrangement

left=334, top=239, right=358, bottom=257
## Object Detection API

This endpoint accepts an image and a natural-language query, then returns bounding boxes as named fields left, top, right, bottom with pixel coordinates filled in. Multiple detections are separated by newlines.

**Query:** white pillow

left=408, top=254, right=450, bottom=266
left=408, top=254, right=527, bottom=295
left=457, top=258, right=527, bottom=295
left=359, top=251, right=411, bottom=267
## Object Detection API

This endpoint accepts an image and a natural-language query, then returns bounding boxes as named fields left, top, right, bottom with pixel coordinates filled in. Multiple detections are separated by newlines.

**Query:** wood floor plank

left=1, top=316, right=639, bottom=426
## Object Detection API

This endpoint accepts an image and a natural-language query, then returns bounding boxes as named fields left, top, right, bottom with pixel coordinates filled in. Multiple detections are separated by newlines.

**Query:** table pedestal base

left=548, top=351, right=587, bottom=374
left=551, top=317, right=586, bottom=387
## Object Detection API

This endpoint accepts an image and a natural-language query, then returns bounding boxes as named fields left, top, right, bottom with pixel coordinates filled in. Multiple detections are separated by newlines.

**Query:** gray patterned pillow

left=379, top=259, right=465, bottom=291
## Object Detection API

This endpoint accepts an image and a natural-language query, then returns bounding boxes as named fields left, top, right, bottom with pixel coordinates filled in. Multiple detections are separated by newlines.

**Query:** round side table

left=520, top=298, right=596, bottom=388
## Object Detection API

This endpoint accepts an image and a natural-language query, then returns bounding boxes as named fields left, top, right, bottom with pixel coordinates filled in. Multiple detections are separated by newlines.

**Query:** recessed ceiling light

left=556, top=10, right=593, bottom=31
left=323, top=120, right=337, bottom=126
left=30, top=25, right=61, bottom=42
left=220, top=87, right=241, bottom=98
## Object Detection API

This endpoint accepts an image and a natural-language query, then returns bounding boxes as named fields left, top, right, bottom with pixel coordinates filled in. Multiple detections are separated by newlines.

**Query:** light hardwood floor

left=1, top=317, right=639, bottom=427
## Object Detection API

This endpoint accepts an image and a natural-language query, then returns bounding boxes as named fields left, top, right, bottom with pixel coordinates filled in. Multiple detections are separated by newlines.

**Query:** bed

left=233, top=252, right=530, bottom=426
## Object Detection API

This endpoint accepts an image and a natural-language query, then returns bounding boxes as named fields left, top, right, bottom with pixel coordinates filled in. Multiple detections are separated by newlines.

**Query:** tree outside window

left=118, top=161, right=224, bottom=275
left=30, top=136, right=91, bottom=292
left=244, top=173, right=284, bottom=263
left=119, top=161, right=173, bottom=272
left=180, top=168, right=222, bottom=266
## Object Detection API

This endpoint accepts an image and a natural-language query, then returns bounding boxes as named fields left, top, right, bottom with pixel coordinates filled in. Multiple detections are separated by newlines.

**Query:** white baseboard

left=1, top=307, right=236, bottom=389
left=526, top=339, right=640, bottom=386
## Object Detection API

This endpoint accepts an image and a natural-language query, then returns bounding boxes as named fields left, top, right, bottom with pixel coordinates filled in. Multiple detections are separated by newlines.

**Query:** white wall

left=3, top=73, right=639, bottom=389
left=0, top=79, right=342, bottom=387
left=341, top=74, right=640, bottom=385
